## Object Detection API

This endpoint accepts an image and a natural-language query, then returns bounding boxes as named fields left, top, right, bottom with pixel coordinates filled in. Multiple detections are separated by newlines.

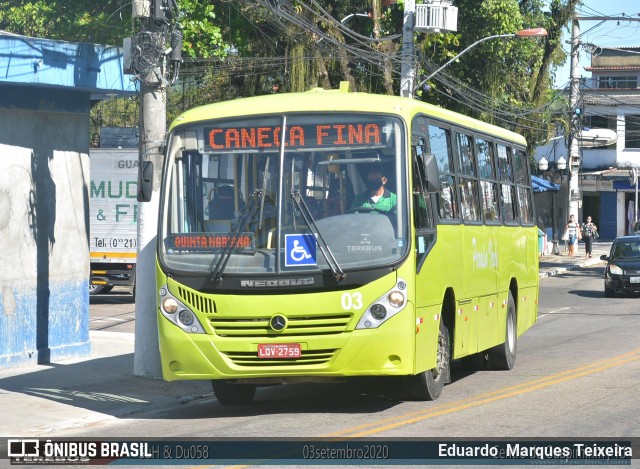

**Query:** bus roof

left=170, top=88, right=527, bottom=146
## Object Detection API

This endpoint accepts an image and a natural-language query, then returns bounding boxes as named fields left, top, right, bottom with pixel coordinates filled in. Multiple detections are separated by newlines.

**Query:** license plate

left=630, top=277, right=640, bottom=284
left=257, top=343, right=301, bottom=359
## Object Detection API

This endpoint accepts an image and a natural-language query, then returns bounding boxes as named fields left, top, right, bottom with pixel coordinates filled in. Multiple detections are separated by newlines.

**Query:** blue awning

left=532, top=175, right=560, bottom=193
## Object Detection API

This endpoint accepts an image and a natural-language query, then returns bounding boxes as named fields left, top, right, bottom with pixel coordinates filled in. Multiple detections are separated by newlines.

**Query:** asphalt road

left=84, top=266, right=639, bottom=447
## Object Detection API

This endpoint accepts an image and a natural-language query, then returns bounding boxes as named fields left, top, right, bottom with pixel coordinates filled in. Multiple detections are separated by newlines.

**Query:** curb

left=539, top=257, right=605, bottom=279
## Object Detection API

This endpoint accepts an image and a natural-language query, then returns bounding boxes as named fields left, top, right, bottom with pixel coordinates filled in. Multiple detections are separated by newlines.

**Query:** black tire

left=488, top=291, right=517, bottom=370
left=403, top=320, right=450, bottom=401
left=211, top=381, right=256, bottom=405
left=89, top=284, right=104, bottom=296
left=102, top=286, right=114, bottom=294
left=604, top=287, right=615, bottom=298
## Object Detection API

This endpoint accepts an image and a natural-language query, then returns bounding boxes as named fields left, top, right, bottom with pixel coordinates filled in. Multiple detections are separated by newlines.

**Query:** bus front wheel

left=404, top=320, right=450, bottom=401
left=488, top=291, right=517, bottom=370
left=211, top=380, right=256, bottom=405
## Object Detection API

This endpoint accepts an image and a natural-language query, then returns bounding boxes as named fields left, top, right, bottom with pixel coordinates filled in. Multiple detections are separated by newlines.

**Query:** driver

left=350, top=167, right=396, bottom=213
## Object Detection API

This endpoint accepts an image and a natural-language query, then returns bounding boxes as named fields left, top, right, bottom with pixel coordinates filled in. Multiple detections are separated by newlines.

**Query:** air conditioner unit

left=415, top=1, right=458, bottom=33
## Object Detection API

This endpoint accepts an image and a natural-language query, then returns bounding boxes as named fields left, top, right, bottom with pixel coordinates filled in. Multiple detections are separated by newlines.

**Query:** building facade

left=0, top=32, right=135, bottom=367
left=536, top=46, right=640, bottom=240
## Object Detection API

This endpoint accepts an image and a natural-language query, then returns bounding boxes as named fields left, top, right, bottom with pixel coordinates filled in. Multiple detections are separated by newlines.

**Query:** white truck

left=89, top=148, right=138, bottom=295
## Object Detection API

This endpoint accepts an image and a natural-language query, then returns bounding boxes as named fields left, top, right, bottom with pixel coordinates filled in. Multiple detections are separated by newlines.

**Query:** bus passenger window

left=481, top=181, right=500, bottom=222
left=501, top=183, right=517, bottom=222
left=517, top=186, right=533, bottom=224
left=459, top=178, right=481, bottom=221
left=438, top=176, right=457, bottom=219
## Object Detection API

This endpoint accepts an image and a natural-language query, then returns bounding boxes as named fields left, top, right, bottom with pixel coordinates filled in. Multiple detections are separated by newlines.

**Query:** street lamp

left=415, top=27, right=548, bottom=92
left=538, top=155, right=566, bottom=254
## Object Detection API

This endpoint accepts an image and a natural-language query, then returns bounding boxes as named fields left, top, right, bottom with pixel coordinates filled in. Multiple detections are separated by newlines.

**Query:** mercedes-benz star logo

left=269, top=315, right=287, bottom=332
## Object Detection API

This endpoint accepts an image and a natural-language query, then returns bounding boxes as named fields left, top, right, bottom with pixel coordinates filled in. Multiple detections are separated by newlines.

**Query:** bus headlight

left=356, top=278, right=408, bottom=329
left=163, top=298, right=179, bottom=314
left=159, top=285, right=206, bottom=334
left=388, top=291, right=405, bottom=308
left=370, top=304, right=387, bottom=320
left=178, top=309, right=195, bottom=326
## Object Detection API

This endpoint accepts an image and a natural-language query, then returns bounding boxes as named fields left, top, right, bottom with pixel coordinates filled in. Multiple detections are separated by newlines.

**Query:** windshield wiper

left=291, top=190, right=345, bottom=282
left=210, top=189, right=263, bottom=284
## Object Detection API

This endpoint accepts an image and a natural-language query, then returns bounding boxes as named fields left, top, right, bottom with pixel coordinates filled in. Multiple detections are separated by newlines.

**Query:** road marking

left=538, top=306, right=570, bottom=319
left=206, top=348, right=640, bottom=469
left=327, top=347, right=640, bottom=437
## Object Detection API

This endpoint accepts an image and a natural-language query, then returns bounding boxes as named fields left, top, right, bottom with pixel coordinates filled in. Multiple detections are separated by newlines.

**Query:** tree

left=1, top=0, right=578, bottom=148
left=0, top=0, right=133, bottom=44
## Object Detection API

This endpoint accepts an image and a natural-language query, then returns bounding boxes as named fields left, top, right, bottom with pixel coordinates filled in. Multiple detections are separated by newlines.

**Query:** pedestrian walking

left=563, top=214, right=581, bottom=257
left=581, top=215, right=598, bottom=258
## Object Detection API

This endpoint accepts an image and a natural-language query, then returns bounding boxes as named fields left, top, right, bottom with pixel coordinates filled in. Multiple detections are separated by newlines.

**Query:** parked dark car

left=601, top=235, right=640, bottom=297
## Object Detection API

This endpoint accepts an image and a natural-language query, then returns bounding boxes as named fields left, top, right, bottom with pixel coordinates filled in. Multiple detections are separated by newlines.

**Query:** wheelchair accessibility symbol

left=285, top=234, right=317, bottom=267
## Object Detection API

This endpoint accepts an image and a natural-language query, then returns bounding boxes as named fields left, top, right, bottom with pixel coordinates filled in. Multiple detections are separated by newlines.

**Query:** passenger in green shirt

left=350, top=168, right=397, bottom=213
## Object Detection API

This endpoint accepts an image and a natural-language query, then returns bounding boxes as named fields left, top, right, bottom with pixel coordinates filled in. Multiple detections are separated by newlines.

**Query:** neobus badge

left=240, top=278, right=315, bottom=288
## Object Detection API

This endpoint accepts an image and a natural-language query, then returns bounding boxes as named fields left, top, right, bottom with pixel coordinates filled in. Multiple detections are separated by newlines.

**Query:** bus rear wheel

left=404, top=320, right=450, bottom=401
left=488, top=291, right=517, bottom=370
left=211, top=380, right=256, bottom=405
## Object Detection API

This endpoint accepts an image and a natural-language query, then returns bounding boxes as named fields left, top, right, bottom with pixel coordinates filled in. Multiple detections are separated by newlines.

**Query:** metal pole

left=421, top=33, right=515, bottom=85
left=552, top=191, right=559, bottom=254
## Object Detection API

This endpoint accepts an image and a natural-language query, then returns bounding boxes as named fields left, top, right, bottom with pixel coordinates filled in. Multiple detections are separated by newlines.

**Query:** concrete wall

left=591, top=49, right=640, bottom=68
left=0, top=85, right=91, bottom=366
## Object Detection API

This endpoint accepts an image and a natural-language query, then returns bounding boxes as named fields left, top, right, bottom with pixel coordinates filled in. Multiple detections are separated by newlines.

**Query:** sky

left=553, top=1, right=640, bottom=87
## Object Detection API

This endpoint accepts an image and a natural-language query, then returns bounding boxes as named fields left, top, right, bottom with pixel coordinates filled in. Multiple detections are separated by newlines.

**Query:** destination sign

left=204, top=122, right=385, bottom=151
left=167, top=233, right=254, bottom=253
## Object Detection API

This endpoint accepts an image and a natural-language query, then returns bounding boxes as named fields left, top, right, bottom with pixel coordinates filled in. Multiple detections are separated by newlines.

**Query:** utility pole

left=567, top=17, right=581, bottom=221
left=400, top=1, right=459, bottom=98
left=134, top=76, right=165, bottom=378
left=566, top=14, right=640, bottom=222
left=400, top=0, right=415, bottom=98
left=131, top=0, right=173, bottom=377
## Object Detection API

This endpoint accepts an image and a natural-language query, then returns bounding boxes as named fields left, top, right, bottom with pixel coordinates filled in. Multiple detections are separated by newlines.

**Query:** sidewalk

left=0, top=242, right=613, bottom=438
left=538, top=240, right=611, bottom=278
left=0, top=331, right=212, bottom=437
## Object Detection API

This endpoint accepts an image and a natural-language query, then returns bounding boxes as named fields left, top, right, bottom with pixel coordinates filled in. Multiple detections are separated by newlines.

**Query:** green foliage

left=0, top=0, right=133, bottom=44
left=176, top=0, right=224, bottom=58
left=1, top=0, right=577, bottom=150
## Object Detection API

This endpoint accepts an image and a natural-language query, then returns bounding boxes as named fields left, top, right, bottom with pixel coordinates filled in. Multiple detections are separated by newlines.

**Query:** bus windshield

left=159, top=113, right=408, bottom=278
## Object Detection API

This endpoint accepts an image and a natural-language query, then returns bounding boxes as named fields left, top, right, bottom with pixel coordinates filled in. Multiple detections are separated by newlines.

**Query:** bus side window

left=428, top=124, right=458, bottom=221
left=514, top=149, right=534, bottom=224
left=497, top=144, right=517, bottom=223
left=411, top=142, right=436, bottom=271
left=412, top=149, right=434, bottom=231
left=476, top=138, right=500, bottom=223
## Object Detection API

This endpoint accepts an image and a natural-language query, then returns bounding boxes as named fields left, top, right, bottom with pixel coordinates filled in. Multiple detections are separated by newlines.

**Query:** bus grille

left=176, top=287, right=216, bottom=314
left=209, top=314, right=352, bottom=337
left=223, top=349, right=337, bottom=366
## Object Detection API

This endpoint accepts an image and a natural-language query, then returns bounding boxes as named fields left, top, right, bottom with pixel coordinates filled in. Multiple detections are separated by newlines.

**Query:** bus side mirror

left=423, top=153, right=440, bottom=193
left=137, top=161, right=153, bottom=202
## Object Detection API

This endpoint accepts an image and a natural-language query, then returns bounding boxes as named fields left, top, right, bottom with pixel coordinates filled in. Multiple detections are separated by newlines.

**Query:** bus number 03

left=341, top=292, right=363, bottom=310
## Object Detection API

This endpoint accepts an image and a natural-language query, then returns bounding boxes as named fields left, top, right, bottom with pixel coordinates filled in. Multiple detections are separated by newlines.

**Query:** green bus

left=152, top=85, right=539, bottom=405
